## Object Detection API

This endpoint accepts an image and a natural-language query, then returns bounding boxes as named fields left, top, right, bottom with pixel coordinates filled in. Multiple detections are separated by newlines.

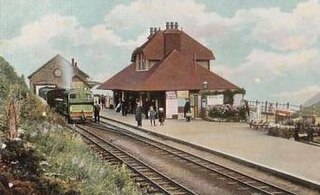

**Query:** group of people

left=94, top=98, right=192, bottom=125
left=135, top=103, right=165, bottom=127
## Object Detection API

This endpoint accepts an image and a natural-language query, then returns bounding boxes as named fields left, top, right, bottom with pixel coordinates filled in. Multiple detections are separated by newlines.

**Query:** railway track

left=89, top=118, right=297, bottom=195
left=72, top=124, right=195, bottom=195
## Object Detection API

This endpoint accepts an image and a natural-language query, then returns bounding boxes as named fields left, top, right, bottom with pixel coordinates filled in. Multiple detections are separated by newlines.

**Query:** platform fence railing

left=245, top=100, right=303, bottom=114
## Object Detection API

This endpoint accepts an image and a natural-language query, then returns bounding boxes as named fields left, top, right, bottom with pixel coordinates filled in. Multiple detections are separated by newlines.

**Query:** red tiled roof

left=99, top=50, right=238, bottom=91
left=131, top=29, right=214, bottom=62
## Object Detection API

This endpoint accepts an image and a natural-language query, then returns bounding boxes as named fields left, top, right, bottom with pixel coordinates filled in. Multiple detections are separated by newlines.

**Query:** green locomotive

left=58, top=89, right=94, bottom=123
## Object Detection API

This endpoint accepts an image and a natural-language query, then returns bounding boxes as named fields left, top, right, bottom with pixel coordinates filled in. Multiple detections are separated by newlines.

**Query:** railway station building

left=99, top=22, right=241, bottom=119
left=28, top=54, right=91, bottom=95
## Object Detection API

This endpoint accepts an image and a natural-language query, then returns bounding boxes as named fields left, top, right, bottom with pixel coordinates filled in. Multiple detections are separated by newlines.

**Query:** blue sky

left=0, top=0, right=319, bottom=105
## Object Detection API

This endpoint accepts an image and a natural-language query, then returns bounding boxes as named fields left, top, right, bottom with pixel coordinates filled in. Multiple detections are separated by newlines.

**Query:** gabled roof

left=131, top=29, right=214, bottom=62
left=99, top=50, right=238, bottom=91
left=28, top=54, right=89, bottom=79
left=72, top=74, right=91, bottom=88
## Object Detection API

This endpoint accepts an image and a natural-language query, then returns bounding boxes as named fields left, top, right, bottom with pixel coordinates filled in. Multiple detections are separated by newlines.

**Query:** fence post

left=265, top=101, right=268, bottom=122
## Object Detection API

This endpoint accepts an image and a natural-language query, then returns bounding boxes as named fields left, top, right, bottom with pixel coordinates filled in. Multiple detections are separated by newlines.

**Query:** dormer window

left=136, top=53, right=148, bottom=71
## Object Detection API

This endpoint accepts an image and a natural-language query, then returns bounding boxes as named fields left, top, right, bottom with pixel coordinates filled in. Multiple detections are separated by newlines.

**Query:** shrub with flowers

left=207, top=104, right=247, bottom=122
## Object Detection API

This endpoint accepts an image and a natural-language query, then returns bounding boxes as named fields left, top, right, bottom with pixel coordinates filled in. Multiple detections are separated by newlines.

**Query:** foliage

left=0, top=55, right=138, bottom=194
left=0, top=139, right=44, bottom=177
left=293, top=102, right=320, bottom=118
left=29, top=122, right=138, bottom=195
left=202, top=88, right=246, bottom=105
left=19, top=94, right=46, bottom=121
left=0, top=56, right=29, bottom=134
left=207, top=104, right=247, bottom=122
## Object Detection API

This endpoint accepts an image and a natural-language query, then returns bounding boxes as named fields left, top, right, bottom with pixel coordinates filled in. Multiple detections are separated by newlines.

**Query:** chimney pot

left=166, top=22, right=169, bottom=29
left=174, top=22, right=178, bottom=29
left=150, top=27, right=153, bottom=35
left=75, top=62, right=77, bottom=67
left=71, top=58, right=75, bottom=66
left=170, top=22, right=174, bottom=29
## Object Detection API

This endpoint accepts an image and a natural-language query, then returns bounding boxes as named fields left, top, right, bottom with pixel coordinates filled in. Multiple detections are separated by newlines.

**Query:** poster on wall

left=166, top=91, right=178, bottom=118
left=207, top=94, right=224, bottom=106
left=177, top=91, right=189, bottom=99
left=177, top=91, right=189, bottom=107
left=233, top=94, right=244, bottom=107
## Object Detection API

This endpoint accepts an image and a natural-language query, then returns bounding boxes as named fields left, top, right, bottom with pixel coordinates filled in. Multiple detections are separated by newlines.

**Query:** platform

left=99, top=109, right=320, bottom=188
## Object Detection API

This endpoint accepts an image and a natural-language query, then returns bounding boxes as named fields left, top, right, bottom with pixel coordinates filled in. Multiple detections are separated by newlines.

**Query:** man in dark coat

left=135, top=102, right=143, bottom=127
left=121, top=99, right=128, bottom=116
left=184, top=99, right=191, bottom=122
left=143, top=98, right=150, bottom=119
left=94, top=104, right=101, bottom=123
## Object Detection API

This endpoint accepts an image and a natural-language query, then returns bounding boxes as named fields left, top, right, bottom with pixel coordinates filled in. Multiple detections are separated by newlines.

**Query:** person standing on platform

left=158, top=107, right=165, bottom=126
left=144, top=98, right=150, bottom=119
left=184, top=99, right=191, bottom=122
left=94, top=104, right=101, bottom=123
left=100, top=95, right=106, bottom=109
left=121, top=99, right=127, bottom=116
left=148, top=106, right=157, bottom=126
left=135, top=102, right=143, bottom=127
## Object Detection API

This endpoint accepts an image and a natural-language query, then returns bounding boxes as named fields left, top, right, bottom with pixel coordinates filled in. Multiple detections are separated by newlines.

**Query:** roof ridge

left=28, top=53, right=70, bottom=78
left=181, top=31, right=215, bottom=60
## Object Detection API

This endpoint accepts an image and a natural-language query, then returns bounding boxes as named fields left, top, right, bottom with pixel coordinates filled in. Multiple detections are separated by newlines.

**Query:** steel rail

left=71, top=124, right=196, bottom=195
left=96, top=119, right=297, bottom=195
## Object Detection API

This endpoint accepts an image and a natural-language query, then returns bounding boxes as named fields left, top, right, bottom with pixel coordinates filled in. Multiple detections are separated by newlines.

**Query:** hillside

left=303, top=91, right=320, bottom=107
left=0, top=56, right=137, bottom=194
left=296, top=102, right=320, bottom=117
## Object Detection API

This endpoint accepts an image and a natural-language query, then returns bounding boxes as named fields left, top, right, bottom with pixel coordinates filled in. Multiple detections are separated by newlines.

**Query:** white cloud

left=215, top=48, right=320, bottom=81
left=1, top=0, right=320, bottom=104
left=232, top=0, right=320, bottom=51
left=254, top=78, right=261, bottom=83
left=10, top=14, right=77, bottom=49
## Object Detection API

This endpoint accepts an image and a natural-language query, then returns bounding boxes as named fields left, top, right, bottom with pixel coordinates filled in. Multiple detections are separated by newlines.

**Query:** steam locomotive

left=39, top=87, right=94, bottom=123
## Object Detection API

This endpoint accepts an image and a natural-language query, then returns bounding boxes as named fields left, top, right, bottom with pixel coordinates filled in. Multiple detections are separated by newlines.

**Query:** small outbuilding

left=28, top=54, right=91, bottom=94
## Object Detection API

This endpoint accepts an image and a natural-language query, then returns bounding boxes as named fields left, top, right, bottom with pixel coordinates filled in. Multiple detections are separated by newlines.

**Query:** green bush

left=208, top=104, right=247, bottom=122
left=30, top=122, right=138, bottom=194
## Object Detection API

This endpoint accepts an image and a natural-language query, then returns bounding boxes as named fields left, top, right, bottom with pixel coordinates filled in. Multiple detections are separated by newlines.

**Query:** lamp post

left=202, top=80, right=208, bottom=90
left=201, top=81, right=208, bottom=119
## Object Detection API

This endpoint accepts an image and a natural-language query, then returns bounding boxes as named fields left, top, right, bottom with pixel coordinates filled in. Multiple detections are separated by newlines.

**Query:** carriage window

left=84, top=94, right=93, bottom=100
